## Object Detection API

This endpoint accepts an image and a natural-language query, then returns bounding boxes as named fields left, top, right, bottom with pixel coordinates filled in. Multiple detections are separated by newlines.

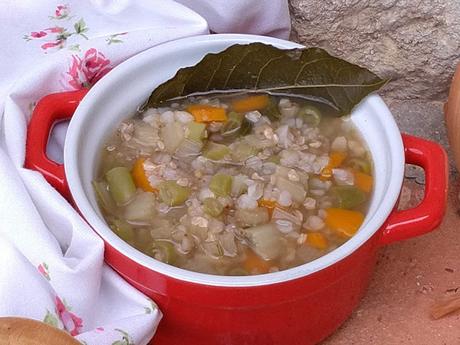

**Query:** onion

left=123, top=192, right=156, bottom=223
left=445, top=63, right=460, bottom=172
left=272, top=207, right=302, bottom=226
left=174, top=138, right=202, bottom=159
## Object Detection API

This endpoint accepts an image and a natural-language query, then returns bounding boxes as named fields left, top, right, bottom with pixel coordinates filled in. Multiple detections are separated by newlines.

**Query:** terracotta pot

left=25, top=34, right=448, bottom=345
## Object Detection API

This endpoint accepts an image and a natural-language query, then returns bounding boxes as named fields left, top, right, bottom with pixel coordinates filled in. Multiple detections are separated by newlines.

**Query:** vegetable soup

left=93, top=93, right=373, bottom=275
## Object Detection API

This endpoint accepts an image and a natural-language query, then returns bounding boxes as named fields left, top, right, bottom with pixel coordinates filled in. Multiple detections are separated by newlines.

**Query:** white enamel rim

left=65, top=34, right=404, bottom=287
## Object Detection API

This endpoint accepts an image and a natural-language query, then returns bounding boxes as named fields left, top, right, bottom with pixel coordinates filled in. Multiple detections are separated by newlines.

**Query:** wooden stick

left=431, top=294, right=460, bottom=320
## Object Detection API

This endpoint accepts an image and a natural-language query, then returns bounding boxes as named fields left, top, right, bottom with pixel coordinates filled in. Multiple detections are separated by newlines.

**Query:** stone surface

left=289, top=0, right=460, bottom=102
left=386, top=99, right=457, bottom=175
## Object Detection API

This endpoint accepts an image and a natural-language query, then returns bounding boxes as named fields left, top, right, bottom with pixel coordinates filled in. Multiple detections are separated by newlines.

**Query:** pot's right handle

left=24, top=89, right=88, bottom=201
left=380, top=134, right=448, bottom=245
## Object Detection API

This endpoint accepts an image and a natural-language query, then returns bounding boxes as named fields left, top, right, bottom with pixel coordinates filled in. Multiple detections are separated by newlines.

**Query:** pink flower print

left=55, top=296, right=83, bottom=336
left=46, top=26, right=65, bottom=34
left=54, top=4, right=70, bottom=19
left=41, top=40, right=62, bottom=50
left=41, top=40, right=64, bottom=51
left=31, top=31, right=47, bottom=38
left=63, top=48, right=111, bottom=89
left=37, top=263, right=50, bottom=281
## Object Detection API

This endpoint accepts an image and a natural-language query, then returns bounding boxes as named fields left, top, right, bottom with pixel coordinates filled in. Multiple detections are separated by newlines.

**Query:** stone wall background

left=289, top=0, right=460, bottom=174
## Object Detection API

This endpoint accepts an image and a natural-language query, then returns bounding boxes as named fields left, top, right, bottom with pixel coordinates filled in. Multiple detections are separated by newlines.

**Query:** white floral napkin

left=0, top=1, right=290, bottom=344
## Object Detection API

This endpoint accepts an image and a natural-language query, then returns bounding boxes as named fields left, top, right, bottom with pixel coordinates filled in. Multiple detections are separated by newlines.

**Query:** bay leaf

left=147, top=43, right=388, bottom=116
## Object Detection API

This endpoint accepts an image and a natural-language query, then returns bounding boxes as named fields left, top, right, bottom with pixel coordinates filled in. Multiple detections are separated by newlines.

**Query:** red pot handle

left=24, top=89, right=88, bottom=200
left=380, top=133, right=448, bottom=245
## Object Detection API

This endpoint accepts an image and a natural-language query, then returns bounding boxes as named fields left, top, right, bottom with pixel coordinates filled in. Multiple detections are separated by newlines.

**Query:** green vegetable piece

left=92, top=180, right=116, bottom=213
left=348, top=158, right=371, bottom=174
left=298, top=104, right=321, bottom=126
left=158, top=181, right=191, bottom=206
left=221, top=111, right=243, bottom=137
left=105, top=167, right=136, bottom=205
left=203, top=142, right=230, bottom=160
left=110, top=218, right=134, bottom=242
left=151, top=240, right=176, bottom=264
left=209, top=174, right=233, bottom=197
left=187, top=121, right=206, bottom=142
left=220, top=111, right=253, bottom=138
left=203, top=197, right=224, bottom=217
left=262, top=98, right=281, bottom=121
left=231, top=142, right=258, bottom=161
left=332, top=185, right=366, bottom=209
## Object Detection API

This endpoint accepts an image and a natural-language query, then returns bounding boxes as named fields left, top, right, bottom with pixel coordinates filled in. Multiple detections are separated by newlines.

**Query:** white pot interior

left=65, top=34, right=404, bottom=287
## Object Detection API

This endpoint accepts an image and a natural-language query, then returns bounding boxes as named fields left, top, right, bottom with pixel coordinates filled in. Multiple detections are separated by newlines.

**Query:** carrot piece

left=354, top=171, right=373, bottom=193
left=243, top=249, right=271, bottom=274
left=320, top=152, right=347, bottom=180
left=131, top=158, right=156, bottom=193
left=258, top=199, right=277, bottom=217
left=231, top=94, right=269, bottom=113
left=324, top=208, right=364, bottom=238
left=307, top=232, right=329, bottom=250
left=258, top=199, right=289, bottom=218
left=186, top=104, right=227, bottom=122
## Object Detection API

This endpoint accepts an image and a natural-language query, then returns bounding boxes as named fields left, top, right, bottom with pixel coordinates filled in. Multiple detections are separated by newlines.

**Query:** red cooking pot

left=25, top=34, right=448, bottom=345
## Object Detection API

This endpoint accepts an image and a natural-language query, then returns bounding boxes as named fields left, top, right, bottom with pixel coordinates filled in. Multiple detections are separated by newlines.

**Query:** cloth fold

left=0, top=1, right=290, bottom=344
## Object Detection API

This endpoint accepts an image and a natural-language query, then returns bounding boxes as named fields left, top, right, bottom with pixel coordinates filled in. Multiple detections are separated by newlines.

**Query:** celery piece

left=331, top=186, right=366, bottom=209
left=110, top=218, right=134, bottom=242
left=298, top=104, right=322, bottom=126
left=221, top=112, right=252, bottom=138
left=209, top=174, right=233, bottom=197
left=203, top=142, right=230, bottom=160
left=262, top=98, right=281, bottom=121
left=105, top=167, right=136, bottom=205
left=187, top=121, right=206, bottom=142
left=203, top=198, right=224, bottom=217
left=221, top=112, right=243, bottom=137
left=92, top=180, right=117, bottom=214
left=231, top=142, right=258, bottom=162
left=151, top=240, right=176, bottom=264
left=158, top=181, right=191, bottom=206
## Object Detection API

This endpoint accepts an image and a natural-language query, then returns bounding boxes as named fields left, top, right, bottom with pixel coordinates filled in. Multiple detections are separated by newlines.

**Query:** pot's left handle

left=25, top=89, right=88, bottom=200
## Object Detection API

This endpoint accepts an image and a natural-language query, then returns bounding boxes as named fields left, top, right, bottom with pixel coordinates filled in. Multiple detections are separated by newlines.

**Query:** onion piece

left=219, top=232, right=237, bottom=257
left=174, top=138, right=203, bottom=160
left=244, top=223, right=283, bottom=260
left=235, top=207, right=269, bottom=227
left=272, top=207, right=302, bottom=226
left=161, top=121, right=185, bottom=153
left=123, top=192, right=156, bottom=223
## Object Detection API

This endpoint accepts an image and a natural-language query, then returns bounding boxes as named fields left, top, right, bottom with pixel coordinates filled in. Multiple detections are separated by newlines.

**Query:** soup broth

left=93, top=93, right=373, bottom=275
